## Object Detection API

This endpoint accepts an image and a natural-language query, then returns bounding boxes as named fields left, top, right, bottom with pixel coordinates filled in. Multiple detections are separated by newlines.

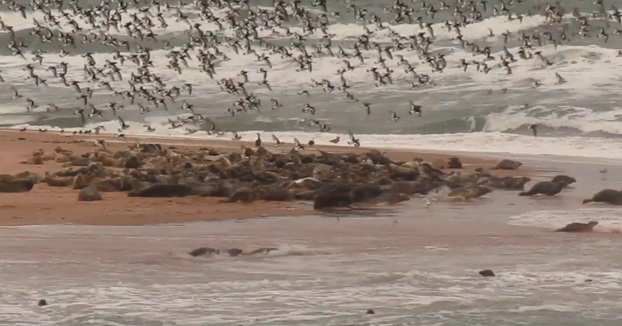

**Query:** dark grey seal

left=250, top=247, right=278, bottom=254
left=188, top=247, right=220, bottom=257
left=519, top=181, right=567, bottom=197
left=0, top=179, right=34, bottom=193
left=479, top=269, right=495, bottom=277
left=226, top=248, right=243, bottom=257
left=128, top=184, right=197, bottom=198
left=583, top=189, right=622, bottom=205
left=551, top=175, right=577, bottom=185
left=556, top=221, right=598, bottom=233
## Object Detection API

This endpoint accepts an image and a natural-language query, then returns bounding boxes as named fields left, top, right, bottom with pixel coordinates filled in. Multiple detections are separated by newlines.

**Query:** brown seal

left=78, top=184, right=102, bottom=201
left=225, top=187, right=256, bottom=203
left=44, top=172, right=73, bottom=187
left=128, top=184, right=198, bottom=197
left=492, top=159, right=523, bottom=170
left=0, top=179, right=34, bottom=193
left=556, top=221, right=598, bottom=232
left=447, top=157, right=462, bottom=169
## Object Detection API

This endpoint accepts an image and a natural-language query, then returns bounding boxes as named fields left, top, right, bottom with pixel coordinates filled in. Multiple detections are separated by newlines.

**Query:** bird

left=271, top=134, right=282, bottom=145
left=118, top=117, right=130, bottom=131
left=528, top=124, right=538, bottom=137
left=408, top=101, right=422, bottom=117
left=347, top=129, right=360, bottom=148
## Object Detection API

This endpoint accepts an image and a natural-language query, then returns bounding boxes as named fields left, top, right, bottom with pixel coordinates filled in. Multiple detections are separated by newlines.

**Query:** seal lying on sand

left=447, top=185, right=493, bottom=200
left=481, top=176, right=531, bottom=191
left=556, top=221, right=598, bottom=232
left=78, top=184, right=102, bottom=201
left=491, top=159, right=523, bottom=170
left=128, top=184, right=197, bottom=197
left=519, top=181, right=567, bottom=197
left=551, top=175, right=577, bottom=186
left=583, top=189, right=622, bottom=205
left=0, top=179, right=34, bottom=193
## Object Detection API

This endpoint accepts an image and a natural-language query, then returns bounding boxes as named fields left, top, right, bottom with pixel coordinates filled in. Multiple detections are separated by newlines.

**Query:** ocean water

left=2, top=0, right=622, bottom=158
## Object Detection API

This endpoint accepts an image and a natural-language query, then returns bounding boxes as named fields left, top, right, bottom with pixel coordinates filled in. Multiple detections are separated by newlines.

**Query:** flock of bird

left=1, top=0, right=619, bottom=146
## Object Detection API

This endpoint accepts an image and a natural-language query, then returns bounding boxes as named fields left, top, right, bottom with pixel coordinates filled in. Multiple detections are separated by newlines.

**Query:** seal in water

left=582, top=189, right=622, bottom=205
left=556, top=221, right=598, bottom=232
left=188, top=247, right=220, bottom=257
left=519, top=181, right=567, bottom=197
left=250, top=247, right=278, bottom=254
left=226, top=248, right=244, bottom=257
left=479, top=269, right=495, bottom=277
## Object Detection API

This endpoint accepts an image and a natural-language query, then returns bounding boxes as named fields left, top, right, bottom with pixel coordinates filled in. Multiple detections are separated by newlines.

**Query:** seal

left=482, top=176, right=531, bottom=190
left=556, top=221, right=598, bottom=232
left=72, top=173, right=89, bottom=190
left=313, top=191, right=352, bottom=210
left=491, top=159, right=523, bottom=170
left=44, top=172, right=73, bottom=187
left=224, top=187, right=256, bottom=203
left=582, top=189, right=622, bottom=205
left=479, top=269, right=495, bottom=277
left=448, top=185, right=493, bottom=199
left=226, top=248, right=244, bottom=257
left=188, top=247, right=220, bottom=257
left=253, top=185, right=292, bottom=201
left=447, top=157, right=462, bottom=169
left=551, top=175, right=577, bottom=185
left=250, top=247, right=278, bottom=254
left=78, top=184, right=102, bottom=201
left=519, top=181, right=567, bottom=197
left=128, top=184, right=198, bottom=197
left=0, top=179, right=34, bottom=193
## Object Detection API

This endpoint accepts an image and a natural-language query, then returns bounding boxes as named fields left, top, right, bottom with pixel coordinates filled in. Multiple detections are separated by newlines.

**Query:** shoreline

left=0, top=130, right=535, bottom=226
left=7, top=127, right=622, bottom=166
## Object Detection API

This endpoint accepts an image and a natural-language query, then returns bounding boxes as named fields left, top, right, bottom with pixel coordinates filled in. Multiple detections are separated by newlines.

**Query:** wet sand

left=0, top=129, right=530, bottom=226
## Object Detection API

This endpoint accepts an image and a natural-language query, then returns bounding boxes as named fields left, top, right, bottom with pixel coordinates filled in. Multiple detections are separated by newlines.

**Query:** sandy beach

left=0, top=129, right=532, bottom=226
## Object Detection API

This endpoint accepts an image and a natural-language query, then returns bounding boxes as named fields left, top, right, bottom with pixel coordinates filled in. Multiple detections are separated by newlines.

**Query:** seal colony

left=0, top=131, right=613, bottom=234
left=7, top=138, right=535, bottom=211
left=0, top=131, right=546, bottom=223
